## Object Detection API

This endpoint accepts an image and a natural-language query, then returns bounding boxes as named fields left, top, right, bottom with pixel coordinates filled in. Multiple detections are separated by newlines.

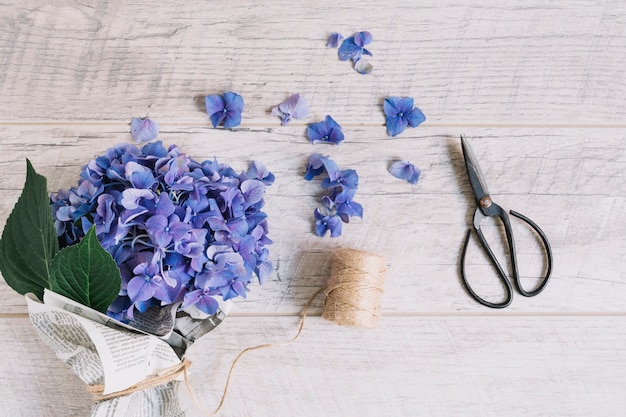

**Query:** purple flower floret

left=271, top=93, right=310, bottom=125
left=389, top=160, right=421, bottom=184
left=205, top=92, right=244, bottom=128
left=314, top=208, right=343, bottom=238
left=383, top=97, right=426, bottom=137
left=338, top=31, right=373, bottom=62
left=327, top=32, right=344, bottom=48
left=337, top=31, right=373, bottom=74
left=130, top=117, right=160, bottom=143
left=307, top=115, right=345, bottom=145
left=304, top=154, right=362, bottom=238
left=51, top=141, right=274, bottom=320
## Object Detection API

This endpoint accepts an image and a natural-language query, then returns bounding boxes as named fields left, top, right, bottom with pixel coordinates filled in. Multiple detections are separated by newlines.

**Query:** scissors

left=459, top=135, right=553, bottom=308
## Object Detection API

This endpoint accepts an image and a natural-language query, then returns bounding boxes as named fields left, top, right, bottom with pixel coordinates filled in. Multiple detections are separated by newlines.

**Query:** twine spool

left=322, top=248, right=386, bottom=328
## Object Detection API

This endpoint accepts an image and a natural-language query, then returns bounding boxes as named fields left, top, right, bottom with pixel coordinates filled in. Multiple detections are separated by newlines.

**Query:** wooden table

left=1, top=1, right=625, bottom=416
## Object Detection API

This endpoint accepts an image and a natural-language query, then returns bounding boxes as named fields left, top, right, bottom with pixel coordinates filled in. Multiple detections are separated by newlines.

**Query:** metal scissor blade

left=461, top=135, right=491, bottom=206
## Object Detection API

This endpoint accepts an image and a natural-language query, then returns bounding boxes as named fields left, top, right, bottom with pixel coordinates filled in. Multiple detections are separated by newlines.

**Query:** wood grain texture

left=2, top=316, right=626, bottom=417
left=0, top=126, right=623, bottom=314
left=0, top=0, right=625, bottom=125
left=1, top=0, right=625, bottom=416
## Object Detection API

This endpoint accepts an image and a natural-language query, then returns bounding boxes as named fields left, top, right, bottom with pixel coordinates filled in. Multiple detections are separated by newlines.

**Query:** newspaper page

left=25, top=292, right=199, bottom=416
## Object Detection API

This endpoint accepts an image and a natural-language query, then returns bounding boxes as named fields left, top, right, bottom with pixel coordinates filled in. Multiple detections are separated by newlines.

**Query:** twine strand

left=87, top=249, right=385, bottom=415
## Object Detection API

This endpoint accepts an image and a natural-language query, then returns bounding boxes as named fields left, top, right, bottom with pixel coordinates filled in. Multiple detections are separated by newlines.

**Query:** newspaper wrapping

left=25, top=290, right=231, bottom=417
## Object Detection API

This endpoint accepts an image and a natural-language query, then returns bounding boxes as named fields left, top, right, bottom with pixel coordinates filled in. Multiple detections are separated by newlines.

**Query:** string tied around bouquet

left=87, top=248, right=386, bottom=414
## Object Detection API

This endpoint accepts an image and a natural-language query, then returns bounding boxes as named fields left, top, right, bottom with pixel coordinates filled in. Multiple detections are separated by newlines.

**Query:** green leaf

left=0, top=159, right=59, bottom=299
left=49, top=226, right=121, bottom=313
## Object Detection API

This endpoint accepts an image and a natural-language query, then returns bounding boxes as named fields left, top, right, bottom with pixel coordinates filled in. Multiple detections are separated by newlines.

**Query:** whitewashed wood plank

left=0, top=127, right=624, bottom=313
left=0, top=0, right=624, bottom=125
left=1, top=315, right=625, bottom=417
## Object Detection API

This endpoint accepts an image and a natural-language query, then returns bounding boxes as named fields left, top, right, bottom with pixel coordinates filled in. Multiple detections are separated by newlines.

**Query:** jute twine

left=323, top=248, right=387, bottom=328
left=87, top=248, right=386, bottom=414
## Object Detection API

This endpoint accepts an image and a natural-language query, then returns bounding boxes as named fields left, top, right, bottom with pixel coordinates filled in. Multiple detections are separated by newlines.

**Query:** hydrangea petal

left=304, top=153, right=327, bottom=180
left=307, top=116, right=344, bottom=145
left=275, top=93, right=309, bottom=123
left=406, top=107, right=426, bottom=127
left=327, top=32, right=344, bottom=48
left=383, top=97, right=402, bottom=116
left=389, top=160, right=421, bottom=184
left=223, top=92, right=245, bottom=113
left=354, top=59, right=373, bottom=75
left=223, top=110, right=242, bottom=128
left=240, top=179, right=265, bottom=204
left=354, top=31, right=373, bottom=47
left=385, top=116, right=408, bottom=137
left=130, top=117, right=160, bottom=143
left=210, top=111, right=227, bottom=129
left=337, top=37, right=362, bottom=61
left=314, top=209, right=343, bottom=238
left=205, top=95, right=226, bottom=117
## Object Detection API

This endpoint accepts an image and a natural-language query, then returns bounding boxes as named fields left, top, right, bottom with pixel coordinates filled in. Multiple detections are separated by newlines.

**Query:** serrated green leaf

left=0, top=160, right=59, bottom=299
left=49, top=226, right=121, bottom=313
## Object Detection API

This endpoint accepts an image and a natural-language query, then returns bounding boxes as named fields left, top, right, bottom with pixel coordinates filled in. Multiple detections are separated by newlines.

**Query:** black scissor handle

left=460, top=206, right=553, bottom=308
left=509, top=210, right=553, bottom=297
left=460, top=227, right=513, bottom=309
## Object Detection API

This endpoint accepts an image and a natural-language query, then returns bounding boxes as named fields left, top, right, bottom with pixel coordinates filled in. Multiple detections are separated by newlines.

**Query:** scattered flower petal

left=336, top=31, right=374, bottom=74
left=130, top=117, right=160, bottom=143
left=271, top=93, right=310, bottom=125
left=338, top=36, right=363, bottom=62
left=389, top=160, right=421, bottom=184
left=304, top=155, right=362, bottom=238
left=307, top=115, right=344, bottom=145
left=327, top=32, right=344, bottom=48
left=383, top=97, right=426, bottom=137
left=314, top=208, right=343, bottom=238
left=354, top=59, right=373, bottom=75
left=354, top=31, right=373, bottom=48
left=205, top=92, right=244, bottom=128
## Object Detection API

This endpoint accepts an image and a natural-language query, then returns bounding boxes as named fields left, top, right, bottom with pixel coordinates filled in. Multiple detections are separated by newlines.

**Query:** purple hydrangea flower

left=304, top=154, right=362, bottom=238
left=389, top=160, right=421, bottom=184
left=304, top=153, right=338, bottom=181
left=205, top=92, right=244, bottom=128
left=338, top=31, right=373, bottom=62
left=314, top=208, right=343, bottom=238
left=307, top=115, right=345, bottom=145
left=271, top=93, right=310, bottom=125
left=383, top=97, right=426, bottom=137
left=130, top=117, right=160, bottom=143
left=51, top=141, right=274, bottom=320
left=327, top=32, right=344, bottom=48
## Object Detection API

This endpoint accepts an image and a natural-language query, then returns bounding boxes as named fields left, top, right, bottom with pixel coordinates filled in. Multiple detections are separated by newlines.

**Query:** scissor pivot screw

left=480, top=196, right=492, bottom=208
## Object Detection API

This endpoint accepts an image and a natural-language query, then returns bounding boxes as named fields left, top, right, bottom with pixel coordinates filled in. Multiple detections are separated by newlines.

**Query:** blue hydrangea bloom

left=51, top=141, right=274, bottom=321
left=314, top=208, right=343, bottom=238
left=338, top=31, right=373, bottom=62
left=304, top=154, right=362, bottom=238
left=130, top=117, right=160, bottom=143
left=383, top=97, right=426, bottom=137
left=205, top=92, right=244, bottom=128
left=389, top=160, right=421, bottom=184
left=307, top=115, right=345, bottom=145
left=304, top=153, right=339, bottom=181
left=271, top=93, right=310, bottom=125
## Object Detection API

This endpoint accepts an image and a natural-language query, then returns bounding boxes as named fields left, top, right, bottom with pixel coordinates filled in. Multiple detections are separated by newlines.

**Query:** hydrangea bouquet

left=0, top=140, right=274, bottom=416
left=51, top=140, right=274, bottom=322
